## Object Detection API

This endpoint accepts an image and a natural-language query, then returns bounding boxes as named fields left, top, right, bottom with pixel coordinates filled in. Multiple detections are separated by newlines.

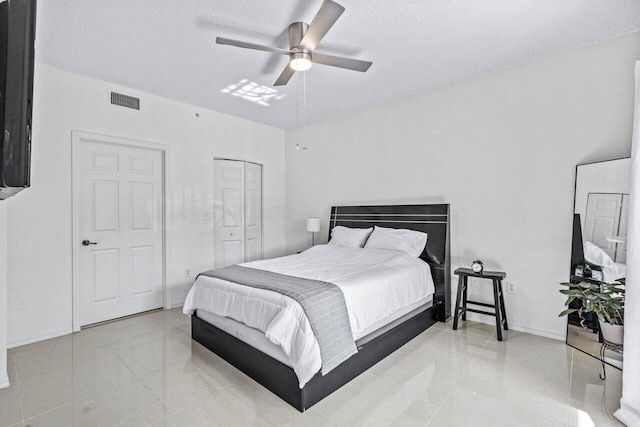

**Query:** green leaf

left=565, top=296, right=577, bottom=306
left=559, top=309, right=578, bottom=317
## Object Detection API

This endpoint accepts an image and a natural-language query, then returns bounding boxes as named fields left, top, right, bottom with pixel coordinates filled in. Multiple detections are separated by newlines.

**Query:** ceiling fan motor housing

left=288, top=22, right=312, bottom=70
left=289, top=22, right=309, bottom=50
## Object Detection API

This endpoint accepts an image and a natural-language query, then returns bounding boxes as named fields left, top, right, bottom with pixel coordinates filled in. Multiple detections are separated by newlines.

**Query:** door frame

left=213, top=157, right=264, bottom=264
left=71, top=131, right=171, bottom=332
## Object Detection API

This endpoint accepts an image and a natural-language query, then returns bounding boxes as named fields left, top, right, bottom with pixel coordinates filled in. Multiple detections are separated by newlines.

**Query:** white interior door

left=244, top=162, right=262, bottom=262
left=616, top=195, right=629, bottom=263
left=77, top=140, right=163, bottom=326
left=584, top=193, right=623, bottom=260
left=214, top=160, right=246, bottom=268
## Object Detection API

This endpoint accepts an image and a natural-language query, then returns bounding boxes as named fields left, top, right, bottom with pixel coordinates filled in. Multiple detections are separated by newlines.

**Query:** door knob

left=82, top=240, right=97, bottom=246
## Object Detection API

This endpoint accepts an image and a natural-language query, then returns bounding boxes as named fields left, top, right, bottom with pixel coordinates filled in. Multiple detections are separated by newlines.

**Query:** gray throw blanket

left=200, top=265, right=357, bottom=375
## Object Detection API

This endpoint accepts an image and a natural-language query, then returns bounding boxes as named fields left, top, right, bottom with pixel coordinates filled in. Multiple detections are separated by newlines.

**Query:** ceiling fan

left=216, top=0, right=373, bottom=86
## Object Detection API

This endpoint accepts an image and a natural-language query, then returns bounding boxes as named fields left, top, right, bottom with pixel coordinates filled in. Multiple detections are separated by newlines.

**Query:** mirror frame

left=567, top=157, right=630, bottom=368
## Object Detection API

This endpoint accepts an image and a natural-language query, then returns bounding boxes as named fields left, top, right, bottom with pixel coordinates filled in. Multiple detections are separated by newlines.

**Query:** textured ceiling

left=36, top=1, right=640, bottom=129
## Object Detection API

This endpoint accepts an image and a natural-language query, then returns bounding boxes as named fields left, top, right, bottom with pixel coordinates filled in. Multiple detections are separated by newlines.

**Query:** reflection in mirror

left=568, top=157, right=630, bottom=369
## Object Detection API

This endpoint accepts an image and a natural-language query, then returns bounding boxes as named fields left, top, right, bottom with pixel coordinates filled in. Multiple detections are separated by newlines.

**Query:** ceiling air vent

left=110, top=91, right=140, bottom=110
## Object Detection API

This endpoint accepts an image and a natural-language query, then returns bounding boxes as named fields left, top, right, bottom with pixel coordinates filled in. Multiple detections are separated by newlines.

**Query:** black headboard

left=329, top=204, right=451, bottom=321
left=570, top=213, right=585, bottom=275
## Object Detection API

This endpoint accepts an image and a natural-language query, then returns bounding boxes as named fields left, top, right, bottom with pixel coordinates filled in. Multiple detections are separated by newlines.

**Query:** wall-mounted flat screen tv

left=0, top=0, right=36, bottom=200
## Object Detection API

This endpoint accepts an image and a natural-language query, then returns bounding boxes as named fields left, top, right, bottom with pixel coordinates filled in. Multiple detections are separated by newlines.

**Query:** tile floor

left=0, top=309, right=623, bottom=426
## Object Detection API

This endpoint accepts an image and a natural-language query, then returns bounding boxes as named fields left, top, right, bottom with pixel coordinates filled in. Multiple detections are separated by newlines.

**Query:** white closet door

left=214, top=160, right=246, bottom=268
left=77, top=140, right=163, bottom=326
left=244, top=162, right=263, bottom=262
left=584, top=193, right=623, bottom=259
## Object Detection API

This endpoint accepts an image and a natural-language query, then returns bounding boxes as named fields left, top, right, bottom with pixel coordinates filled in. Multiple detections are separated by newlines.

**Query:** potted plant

left=559, top=281, right=625, bottom=345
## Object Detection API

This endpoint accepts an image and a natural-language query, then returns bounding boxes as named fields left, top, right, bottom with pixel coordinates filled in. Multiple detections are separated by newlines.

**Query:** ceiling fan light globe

left=290, top=52, right=312, bottom=71
left=290, top=58, right=312, bottom=71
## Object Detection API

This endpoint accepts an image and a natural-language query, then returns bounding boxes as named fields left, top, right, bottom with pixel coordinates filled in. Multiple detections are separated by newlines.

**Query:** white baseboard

left=0, top=374, right=10, bottom=389
left=462, top=315, right=566, bottom=341
left=170, top=300, right=184, bottom=309
left=615, top=398, right=640, bottom=426
left=7, top=327, right=73, bottom=349
left=505, top=323, right=566, bottom=341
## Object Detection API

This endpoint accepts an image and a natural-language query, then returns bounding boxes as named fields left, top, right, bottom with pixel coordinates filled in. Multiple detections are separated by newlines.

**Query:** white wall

left=6, top=64, right=286, bottom=347
left=285, top=32, right=640, bottom=340
left=0, top=201, right=8, bottom=387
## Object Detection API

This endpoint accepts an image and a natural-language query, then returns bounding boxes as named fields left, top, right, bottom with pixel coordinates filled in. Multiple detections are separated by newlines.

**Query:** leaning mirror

left=567, top=157, right=630, bottom=368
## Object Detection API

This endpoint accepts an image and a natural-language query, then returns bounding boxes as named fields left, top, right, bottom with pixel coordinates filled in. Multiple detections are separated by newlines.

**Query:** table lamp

left=306, top=217, right=320, bottom=246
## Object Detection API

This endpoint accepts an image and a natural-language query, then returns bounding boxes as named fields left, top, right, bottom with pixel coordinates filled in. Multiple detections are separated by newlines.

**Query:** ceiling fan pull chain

left=296, top=71, right=301, bottom=150
left=302, top=72, right=306, bottom=145
left=298, top=72, right=308, bottom=150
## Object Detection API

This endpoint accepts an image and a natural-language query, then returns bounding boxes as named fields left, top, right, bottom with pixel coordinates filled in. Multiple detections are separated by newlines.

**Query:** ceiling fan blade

left=216, top=37, right=291, bottom=55
left=274, top=63, right=296, bottom=86
left=299, top=0, right=345, bottom=51
left=312, top=52, right=372, bottom=72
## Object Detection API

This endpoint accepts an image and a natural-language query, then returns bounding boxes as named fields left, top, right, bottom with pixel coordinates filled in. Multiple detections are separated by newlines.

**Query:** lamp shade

left=306, top=217, right=320, bottom=233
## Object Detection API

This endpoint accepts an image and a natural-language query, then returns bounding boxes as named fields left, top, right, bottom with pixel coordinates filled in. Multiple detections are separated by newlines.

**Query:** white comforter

left=602, top=262, right=626, bottom=283
left=183, top=245, right=434, bottom=387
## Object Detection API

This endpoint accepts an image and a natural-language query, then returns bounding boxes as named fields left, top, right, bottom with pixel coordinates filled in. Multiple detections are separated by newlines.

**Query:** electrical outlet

left=185, top=267, right=192, bottom=278
left=507, top=281, right=516, bottom=294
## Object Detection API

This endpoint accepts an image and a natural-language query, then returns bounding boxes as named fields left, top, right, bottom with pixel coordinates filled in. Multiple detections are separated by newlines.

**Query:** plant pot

left=600, top=322, right=624, bottom=346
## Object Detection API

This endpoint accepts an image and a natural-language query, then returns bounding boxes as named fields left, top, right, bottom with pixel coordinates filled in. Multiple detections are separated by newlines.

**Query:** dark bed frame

left=191, top=204, right=451, bottom=412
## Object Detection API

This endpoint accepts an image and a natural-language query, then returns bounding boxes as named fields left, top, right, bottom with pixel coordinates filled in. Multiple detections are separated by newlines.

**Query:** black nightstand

left=453, top=267, right=508, bottom=341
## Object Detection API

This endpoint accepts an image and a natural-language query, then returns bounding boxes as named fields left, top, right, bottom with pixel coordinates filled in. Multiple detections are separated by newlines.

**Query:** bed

left=583, top=241, right=626, bottom=283
left=185, top=204, right=451, bottom=411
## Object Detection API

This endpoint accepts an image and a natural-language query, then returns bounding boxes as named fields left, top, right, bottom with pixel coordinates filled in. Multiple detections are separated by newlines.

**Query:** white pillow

left=583, top=241, right=615, bottom=267
left=364, top=226, right=428, bottom=257
left=328, top=226, right=373, bottom=248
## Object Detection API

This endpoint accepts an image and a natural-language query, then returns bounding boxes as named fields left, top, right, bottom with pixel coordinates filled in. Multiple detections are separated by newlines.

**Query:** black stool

left=453, top=267, right=508, bottom=341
